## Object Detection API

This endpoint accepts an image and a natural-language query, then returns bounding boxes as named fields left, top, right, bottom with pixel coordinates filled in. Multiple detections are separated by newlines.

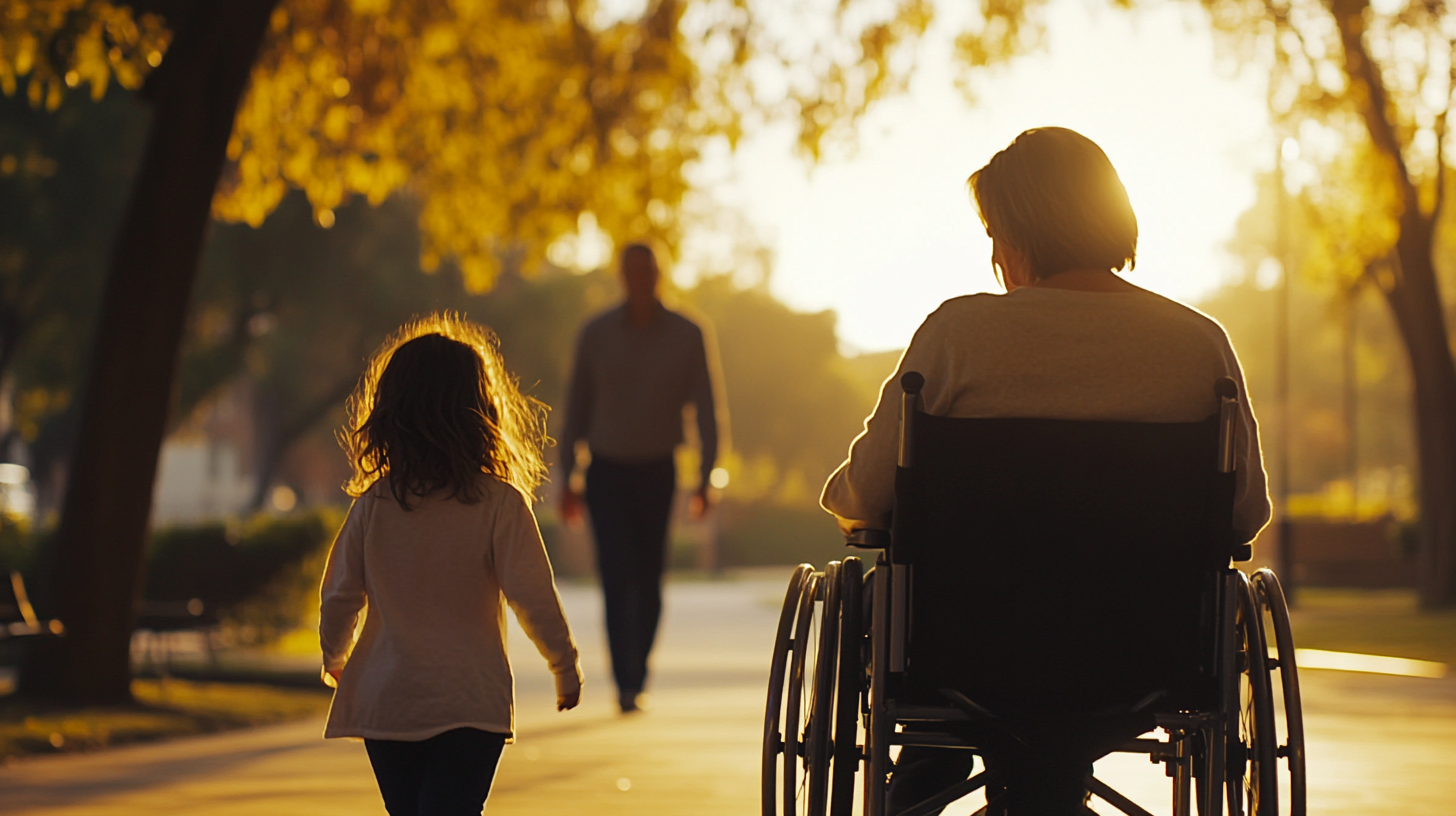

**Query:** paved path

left=2, top=570, right=1453, bottom=815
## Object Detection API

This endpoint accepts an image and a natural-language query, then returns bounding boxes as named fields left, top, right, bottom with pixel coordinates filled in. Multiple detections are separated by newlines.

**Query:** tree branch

left=1328, top=0, right=1420, bottom=214
left=248, top=374, right=358, bottom=510
left=1433, top=37, right=1455, bottom=226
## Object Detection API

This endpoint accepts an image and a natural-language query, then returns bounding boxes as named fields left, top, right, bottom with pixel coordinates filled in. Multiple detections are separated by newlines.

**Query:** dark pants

left=365, top=727, right=507, bottom=816
left=585, top=455, right=676, bottom=695
left=888, top=742, right=1090, bottom=816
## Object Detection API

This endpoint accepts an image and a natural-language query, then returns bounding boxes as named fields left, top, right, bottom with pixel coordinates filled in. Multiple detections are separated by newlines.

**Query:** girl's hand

left=557, top=689, right=580, bottom=711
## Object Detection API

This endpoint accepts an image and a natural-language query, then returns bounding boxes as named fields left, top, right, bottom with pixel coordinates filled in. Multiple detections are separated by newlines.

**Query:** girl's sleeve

left=319, top=498, right=370, bottom=683
left=493, top=487, right=582, bottom=698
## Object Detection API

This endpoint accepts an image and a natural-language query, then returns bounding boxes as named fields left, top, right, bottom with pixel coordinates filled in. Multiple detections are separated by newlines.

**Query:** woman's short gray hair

left=969, top=127, right=1138, bottom=280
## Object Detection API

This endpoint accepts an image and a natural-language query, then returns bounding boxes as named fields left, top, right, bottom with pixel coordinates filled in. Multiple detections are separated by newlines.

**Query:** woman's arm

left=821, top=313, right=949, bottom=528
left=1223, top=346, right=1272, bottom=542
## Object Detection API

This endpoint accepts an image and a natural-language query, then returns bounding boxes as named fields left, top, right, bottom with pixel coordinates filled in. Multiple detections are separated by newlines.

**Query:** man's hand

left=557, top=689, right=581, bottom=711
left=688, top=483, right=712, bottom=520
left=560, top=488, right=584, bottom=528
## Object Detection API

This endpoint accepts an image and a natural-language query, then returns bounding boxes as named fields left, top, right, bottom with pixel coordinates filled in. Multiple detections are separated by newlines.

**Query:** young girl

left=319, top=313, right=582, bottom=816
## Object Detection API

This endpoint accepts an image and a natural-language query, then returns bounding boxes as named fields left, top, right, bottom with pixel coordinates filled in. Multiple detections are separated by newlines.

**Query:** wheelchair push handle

left=1215, top=377, right=1238, bottom=475
left=900, top=371, right=925, bottom=395
left=899, top=371, right=925, bottom=469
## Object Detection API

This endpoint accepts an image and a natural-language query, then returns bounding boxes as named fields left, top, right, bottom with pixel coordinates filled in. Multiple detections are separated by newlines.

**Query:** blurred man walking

left=560, top=243, right=723, bottom=713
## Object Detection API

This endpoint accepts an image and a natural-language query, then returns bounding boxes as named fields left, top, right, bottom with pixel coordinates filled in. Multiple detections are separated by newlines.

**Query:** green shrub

left=718, top=501, right=846, bottom=567
left=144, top=508, right=344, bottom=642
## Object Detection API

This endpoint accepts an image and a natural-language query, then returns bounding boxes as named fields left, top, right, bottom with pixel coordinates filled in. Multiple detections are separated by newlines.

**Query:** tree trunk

left=18, top=0, right=280, bottom=704
left=1385, top=214, right=1456, bottom=608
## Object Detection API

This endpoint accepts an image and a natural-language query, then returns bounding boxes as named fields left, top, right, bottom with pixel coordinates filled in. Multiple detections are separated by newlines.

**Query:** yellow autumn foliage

left=2, top=0, right=932, bottom=291
left=0, top=1, right=168, bottom=108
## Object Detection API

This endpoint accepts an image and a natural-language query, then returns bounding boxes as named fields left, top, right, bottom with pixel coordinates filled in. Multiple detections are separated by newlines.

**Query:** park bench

left=135, top=596, right=220, bottom=671
left=0, top=571, right=64, bottom=640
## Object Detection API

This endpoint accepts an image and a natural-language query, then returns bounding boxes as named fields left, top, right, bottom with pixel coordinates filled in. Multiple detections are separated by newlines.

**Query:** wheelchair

left=763, top=373, right=1306, bottom=816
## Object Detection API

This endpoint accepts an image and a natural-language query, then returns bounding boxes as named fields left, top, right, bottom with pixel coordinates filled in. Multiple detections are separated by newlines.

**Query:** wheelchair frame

left=763, top=374, right=1306, bottom=816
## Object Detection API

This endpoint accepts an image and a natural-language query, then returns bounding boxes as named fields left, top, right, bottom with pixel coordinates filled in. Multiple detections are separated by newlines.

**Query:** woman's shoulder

left=1018, top=286, right=1231, bottom=334
left=916, top=292, right=1007, bottom=330
left=919, top=287, right=1235, bottom=353
left=1119, top=290, right=1236, bottom=346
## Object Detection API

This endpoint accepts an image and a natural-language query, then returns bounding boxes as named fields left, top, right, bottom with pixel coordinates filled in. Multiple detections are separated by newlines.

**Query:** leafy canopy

left=0, top=2, right=168, bottom=107
left=1204, top=0, right=1456, bottom=287
left=3, top=0, right=936, bottom=290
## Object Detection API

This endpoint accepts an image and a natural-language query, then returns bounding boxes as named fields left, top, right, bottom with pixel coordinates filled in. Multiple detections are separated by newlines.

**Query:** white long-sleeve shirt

left=319, top=475, right=581, bottom=741
left=822, top=287, right=1271, bottom=541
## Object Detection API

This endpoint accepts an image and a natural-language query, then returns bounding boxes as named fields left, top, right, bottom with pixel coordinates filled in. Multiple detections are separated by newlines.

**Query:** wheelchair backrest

left=892, top=409, right=1233, bottom=715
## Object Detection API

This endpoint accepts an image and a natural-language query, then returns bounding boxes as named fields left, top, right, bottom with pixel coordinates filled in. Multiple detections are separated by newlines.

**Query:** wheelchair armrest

left=846, top=528, right=891, bottom=549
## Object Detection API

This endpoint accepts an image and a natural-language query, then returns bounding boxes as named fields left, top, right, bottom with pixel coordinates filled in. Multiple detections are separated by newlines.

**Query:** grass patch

left=1289, top=588, right=1456, bottom=665
left=0, top=677, right=330, bottom=760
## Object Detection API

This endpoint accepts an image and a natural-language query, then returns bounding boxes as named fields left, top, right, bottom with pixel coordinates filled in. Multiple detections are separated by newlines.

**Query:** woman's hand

left=834, top=513, right=868, bottom=536
left=557, top=689, right=581, bottom=711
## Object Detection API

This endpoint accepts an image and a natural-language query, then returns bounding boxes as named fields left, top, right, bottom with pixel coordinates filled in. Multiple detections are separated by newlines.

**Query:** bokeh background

left=0, top=0, right=1453, bottom=813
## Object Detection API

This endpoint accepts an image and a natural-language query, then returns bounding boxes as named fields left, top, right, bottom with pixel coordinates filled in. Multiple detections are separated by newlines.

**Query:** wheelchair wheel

left=764, top=564, right=815, bottom=815
left=829, top=557, right=865, bottom=816
left=783, top=570, right=826, bottom=814
left=1227, top=572, right=1278, bottom=816
left=804, top=562, right=844, bottom=814
left=1251, top=569, right=1307, bottom=816
left=863, top=559, right=892, bottom=816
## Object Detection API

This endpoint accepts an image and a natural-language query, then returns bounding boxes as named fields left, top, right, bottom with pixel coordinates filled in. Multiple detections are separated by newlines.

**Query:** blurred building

left=152, top=377, right=350, bottom=524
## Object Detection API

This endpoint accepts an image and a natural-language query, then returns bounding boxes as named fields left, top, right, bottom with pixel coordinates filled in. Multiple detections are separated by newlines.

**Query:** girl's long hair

left=341, top=313, right=549, bottom=507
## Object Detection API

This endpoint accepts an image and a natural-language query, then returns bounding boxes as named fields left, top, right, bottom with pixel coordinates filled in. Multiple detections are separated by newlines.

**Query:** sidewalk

left=0, top=571, right=790, bottom=816
left=2, top=571, right=1455, bottom=815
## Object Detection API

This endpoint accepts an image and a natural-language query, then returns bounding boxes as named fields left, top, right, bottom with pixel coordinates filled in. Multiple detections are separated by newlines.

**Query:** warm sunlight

left=7, top=0, right=1456, bottom=813
left=693, top=0, right=1271, bottom=351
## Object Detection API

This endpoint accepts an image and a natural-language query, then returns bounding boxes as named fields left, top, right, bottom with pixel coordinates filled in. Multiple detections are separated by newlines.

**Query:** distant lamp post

left=1276, top=136, right=1298, bottom=604
left=1344, top=277, right=1363, bottom=521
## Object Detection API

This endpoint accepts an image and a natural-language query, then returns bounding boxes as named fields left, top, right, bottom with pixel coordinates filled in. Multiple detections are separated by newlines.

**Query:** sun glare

left=696, top=0, right=1271, bottom=352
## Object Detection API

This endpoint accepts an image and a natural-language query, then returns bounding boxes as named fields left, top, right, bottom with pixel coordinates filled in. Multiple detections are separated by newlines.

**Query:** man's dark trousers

left=585, top=455, right=676, bottom=697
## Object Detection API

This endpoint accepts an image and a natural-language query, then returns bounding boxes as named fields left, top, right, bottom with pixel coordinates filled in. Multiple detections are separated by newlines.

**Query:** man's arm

left=686, top=322, right=724, bottom=521
left=689, top=324, right=722, bottom=488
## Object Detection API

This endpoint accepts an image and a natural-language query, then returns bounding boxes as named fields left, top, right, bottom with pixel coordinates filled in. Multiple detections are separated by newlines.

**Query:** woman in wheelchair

left=821, top=127, right=1273, bottom=815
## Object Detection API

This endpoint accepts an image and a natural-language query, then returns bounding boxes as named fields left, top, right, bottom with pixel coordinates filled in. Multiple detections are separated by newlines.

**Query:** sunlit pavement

left=2, top=569, right=1453, bottom=815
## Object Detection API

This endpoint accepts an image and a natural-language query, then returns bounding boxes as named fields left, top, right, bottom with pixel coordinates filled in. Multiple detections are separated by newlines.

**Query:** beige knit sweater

left=319, top=476, right=581, bottom=741
left=822, top=287, right=1271, bottom=541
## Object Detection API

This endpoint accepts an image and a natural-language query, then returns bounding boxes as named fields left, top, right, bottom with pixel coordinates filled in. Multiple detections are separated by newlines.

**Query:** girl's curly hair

left=341, top=313, right=549, bottom=508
